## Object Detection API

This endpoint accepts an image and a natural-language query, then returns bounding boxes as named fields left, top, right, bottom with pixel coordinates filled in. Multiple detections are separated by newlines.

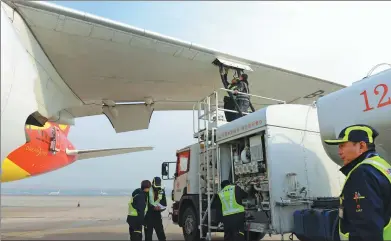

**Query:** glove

left=217, top=222, right=224, bottom=229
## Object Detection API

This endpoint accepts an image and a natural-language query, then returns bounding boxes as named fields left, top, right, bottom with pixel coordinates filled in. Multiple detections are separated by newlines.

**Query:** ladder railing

left=193, top=89, right=286, bottom=240
left=221, top=88, right=286, bottom=104
left=195, top=91, right=220, bottom=240
left=192, top=89, right=286, bottom=137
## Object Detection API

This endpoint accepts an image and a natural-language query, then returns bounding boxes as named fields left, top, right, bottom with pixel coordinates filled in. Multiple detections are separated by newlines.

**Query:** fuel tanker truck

left=161, top=67, right=391, bottom=241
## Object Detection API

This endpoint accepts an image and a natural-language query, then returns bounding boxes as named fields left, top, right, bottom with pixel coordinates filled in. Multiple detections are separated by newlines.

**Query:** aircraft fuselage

left=1, top=2, right=41, bottom=169
left=1, top=1, right=81, bottom=181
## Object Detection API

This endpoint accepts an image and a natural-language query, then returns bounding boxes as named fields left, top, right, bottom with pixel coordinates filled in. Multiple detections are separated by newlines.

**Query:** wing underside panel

left=5, top=0, right=346, bottom=133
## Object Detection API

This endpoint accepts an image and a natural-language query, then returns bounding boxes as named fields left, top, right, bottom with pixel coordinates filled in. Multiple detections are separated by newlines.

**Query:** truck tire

left=182, top=206, right=201, bottom=241
left=244, top=231, right=266, bottom=241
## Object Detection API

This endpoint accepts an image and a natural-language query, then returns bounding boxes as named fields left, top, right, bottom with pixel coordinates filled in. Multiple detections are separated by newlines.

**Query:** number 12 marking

left=360, top=83, right=391, bottom=112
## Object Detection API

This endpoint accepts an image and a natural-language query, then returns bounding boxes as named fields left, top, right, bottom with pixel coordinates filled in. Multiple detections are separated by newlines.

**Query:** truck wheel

left=244, top=231, right=266, bottom=241
left=182, top=206, right=201, bottom=241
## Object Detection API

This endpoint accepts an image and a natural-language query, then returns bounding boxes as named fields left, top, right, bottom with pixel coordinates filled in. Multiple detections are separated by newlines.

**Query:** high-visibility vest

left=226, top=84, right=238, bottom=98
left=149, top=187, right=163, bottom=206
left=339, top=155, right=391, bottom=240
left=128, top=193, right=148, bottom=216
left=218, top=185, right=245, bottom=216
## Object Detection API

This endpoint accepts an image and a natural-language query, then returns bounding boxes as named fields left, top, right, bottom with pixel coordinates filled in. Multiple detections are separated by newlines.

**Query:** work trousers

left=236, top=98, right=250, bottom=115
left=224, top=97, right=250, bottom=122
left=127, top=215, right=143, bottom=241
left=222, top=212, right=245, bottom=241
left=144, top=212, right=166, bottom=241
left=223, top=96, right=236, bottom=122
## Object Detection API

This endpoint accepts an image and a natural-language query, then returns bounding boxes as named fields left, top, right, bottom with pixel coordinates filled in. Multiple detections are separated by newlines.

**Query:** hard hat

left=221, top=180, right=231, bottom=189
left=152, top=177, right=162, bottom=188
left=324, top=124, right=379, bottom=145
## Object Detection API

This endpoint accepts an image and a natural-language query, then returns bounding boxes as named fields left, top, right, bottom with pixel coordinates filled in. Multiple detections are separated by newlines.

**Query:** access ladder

left=193, top=89, right=285, bottom=240
left=193, top=91, right=222, bottom=241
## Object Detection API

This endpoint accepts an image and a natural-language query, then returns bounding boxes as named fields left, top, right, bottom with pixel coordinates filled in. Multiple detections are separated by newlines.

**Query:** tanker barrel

left=317, top=68, right=391, bottom=166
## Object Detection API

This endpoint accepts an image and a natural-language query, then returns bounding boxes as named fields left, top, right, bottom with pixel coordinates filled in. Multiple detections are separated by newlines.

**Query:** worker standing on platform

left=221, top=67, right=237, bottom=122
left=144, top=177, right=167, bottom=241
left=216, top=180, right=248, bottom=241
left=127, top=180, right=151, bottom=241
left=232, top=73, right=250, bottom=120
left=221, top=73, right=250, bottom=122
left=324, top=124, right=391, bottom=241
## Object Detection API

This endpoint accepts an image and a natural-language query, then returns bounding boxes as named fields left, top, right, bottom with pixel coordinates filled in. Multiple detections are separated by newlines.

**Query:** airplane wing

left=3, top=1, right=346, bottom=133
left=66, top=146, right=153, bottom=161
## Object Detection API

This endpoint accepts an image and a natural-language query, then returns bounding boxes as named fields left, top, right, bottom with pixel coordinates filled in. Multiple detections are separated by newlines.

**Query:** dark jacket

left=339, top=150, right=391, bottom=241
left=233, top=81, right=250, bottom=101
left=129, top=188, right=148, bottom=224
left=224, top=81, right=250, bottom=101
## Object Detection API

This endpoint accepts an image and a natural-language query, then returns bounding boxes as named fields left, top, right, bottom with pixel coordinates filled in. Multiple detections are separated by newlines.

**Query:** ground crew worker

left=144, top=177, right=167, bottom=241
left=232, top=73, right=250, bottom=120
left=216, top=180, right=248, bottom=241
left=127, top=180, right=151, bottom=241
left=220, top=67, right=250, bottom=122
left=324, top=124, right=391, bottom=241
left=223, top=79, right=238, bottom=122
left=224, top=74, right=250, bottom=122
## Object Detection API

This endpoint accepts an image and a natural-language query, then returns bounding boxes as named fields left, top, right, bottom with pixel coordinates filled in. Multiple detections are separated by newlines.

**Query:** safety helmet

left=221, top=180, right=231, bottom=189
left=152, top=177, right=162, bottom=189
left=324, top=124, right=379, bottom=146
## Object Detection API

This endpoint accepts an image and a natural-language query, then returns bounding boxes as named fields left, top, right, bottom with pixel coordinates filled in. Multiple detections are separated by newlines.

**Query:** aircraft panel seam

left=267, top=124, right=320, bottom=134
left=12, top=6, right=85, bottom=105
left=9, top=1, right=346, bottom=88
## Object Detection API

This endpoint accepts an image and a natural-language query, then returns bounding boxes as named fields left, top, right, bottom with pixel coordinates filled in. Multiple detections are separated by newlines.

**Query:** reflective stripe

left=226, top=84, right=237, bottom=97
left=218, top=185, right=244, bottom=216
left=128, top=194, right=148, bottom=216
left=325, top=126, right=375, bottom=144
left=236, top=82, right=250, bottom=101
left=149, top=188, right=163, bottom=206
left=339, top=156, right=391, bottom=240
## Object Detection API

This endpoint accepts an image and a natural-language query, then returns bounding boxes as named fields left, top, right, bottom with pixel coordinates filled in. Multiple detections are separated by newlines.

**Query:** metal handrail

left=193, top=88, right=284, bottom=135
left=198, top=106, right=251, bottom=119
left=220, top=88, right=286, bottom=104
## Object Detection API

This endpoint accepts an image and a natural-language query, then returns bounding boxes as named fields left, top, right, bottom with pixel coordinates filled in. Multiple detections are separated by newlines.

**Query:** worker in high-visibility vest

left=216, top=180, right=248, bottom=241
left=223, top=80, right=239, bottom=122
left=324, top=124, right=391, bottom=241
left=231, top=73, right=250, bottom=120
left=144, top=177, right=167, bottom=241
left=220, top=65, right=250, bottom=123
left=126, top=180, right=151, bottom=241
left=223, top=74, right=250, bottom=122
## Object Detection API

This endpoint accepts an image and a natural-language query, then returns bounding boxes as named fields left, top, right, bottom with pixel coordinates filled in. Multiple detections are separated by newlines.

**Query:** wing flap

left=66, top=146, right=153, bottom=160
left=103, top=105, right=153, bottom=133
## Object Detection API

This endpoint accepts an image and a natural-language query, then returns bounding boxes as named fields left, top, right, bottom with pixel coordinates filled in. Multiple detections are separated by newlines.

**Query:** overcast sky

left=2, top=1, right=390, bottom=190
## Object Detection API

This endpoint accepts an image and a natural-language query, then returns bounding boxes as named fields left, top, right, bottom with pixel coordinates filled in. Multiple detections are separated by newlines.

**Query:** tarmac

left=1, top=195, right=297, bottom=240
